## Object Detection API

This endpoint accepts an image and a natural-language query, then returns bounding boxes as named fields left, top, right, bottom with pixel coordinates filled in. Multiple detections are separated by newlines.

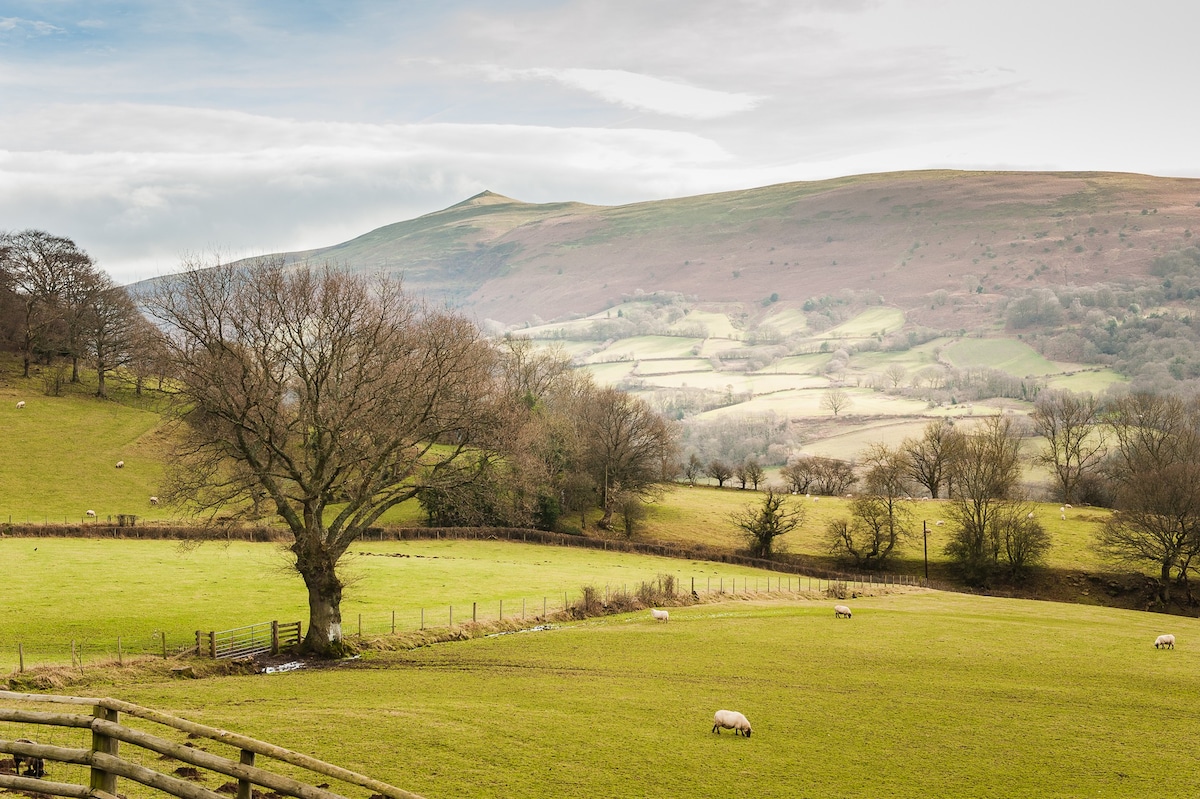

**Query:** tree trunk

left=1160, top=562, right=1172, bottom=605
left=295, top=543, right=346, bottom=656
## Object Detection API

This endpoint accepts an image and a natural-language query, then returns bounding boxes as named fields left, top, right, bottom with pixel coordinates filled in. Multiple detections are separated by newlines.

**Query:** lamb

left=1155, top=634, right=1176, bottom=650
left=650, top=608, right=669, bottom=622
left=15, top=400, right=25, bottom=409
left=834, top=604, right=852, bottom=618
left=115, top=460, right=124, bottom=468
left=13, top=738, right=45, bottom=778
left=149, top=496, right=159, bottom=505
left=85, top=509, right=96, bottom=518
left=712, top=709, right=752, bottom=737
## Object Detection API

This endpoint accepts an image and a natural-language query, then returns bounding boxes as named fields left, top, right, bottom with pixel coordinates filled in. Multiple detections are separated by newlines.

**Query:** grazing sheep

left=934, top=519, right=944, bottom=526
left=15, top=400, right=25, bottom=409
left=1059, top=506, right=1065, bottom=513
left=834, top=604, right=852, bottom=618
left=712, top=709, right=752, bottom=737
left=650, top=608, right=669, bottom=622
left=115, top=460, right=124, bottom=468
left=85, top=509, right=96, bottom=518
left=1027, top=512, right=1034, bottom=519
left=13, top=738, right=45, bottom=778
left=149, top=496, right=159, bottom=505
left=1155, top=634, right=1176, bottom=650
left=1065, top=503, right=1073, bottom=509
left=1060, top=514, right=1066, bottom=521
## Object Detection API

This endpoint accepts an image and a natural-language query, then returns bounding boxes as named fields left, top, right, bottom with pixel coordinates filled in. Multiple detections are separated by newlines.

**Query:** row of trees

left=0, top=230, right=155, bottom=397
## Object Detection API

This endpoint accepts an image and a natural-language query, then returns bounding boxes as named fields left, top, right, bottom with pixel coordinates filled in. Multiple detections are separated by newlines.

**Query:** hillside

left=203, top=170, right=1200, bottom=330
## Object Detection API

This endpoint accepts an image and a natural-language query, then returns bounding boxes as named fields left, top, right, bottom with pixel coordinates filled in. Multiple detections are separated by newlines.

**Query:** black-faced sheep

left=650, top=609, right=669, bottom=622
left=149, top=496, right=159, bottom=505
left=13, top=739, right=45, bottom=778
left=1155, top=634, right=1176, bottom=649
left=85, top=509, right=96, bottom=518
left=712, top=709, right=752, bottom=737
left=834, top=604, right=852, bottom=618
left=115, top=460, right=124, bottom=468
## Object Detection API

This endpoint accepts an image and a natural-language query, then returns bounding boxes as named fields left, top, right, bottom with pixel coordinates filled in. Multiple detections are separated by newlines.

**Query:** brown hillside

left=229, top=170, right=1200, bottom=327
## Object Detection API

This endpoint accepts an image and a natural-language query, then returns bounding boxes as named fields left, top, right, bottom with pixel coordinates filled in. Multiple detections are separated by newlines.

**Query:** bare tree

left=1097, top=392, right=1200, bottom=605
left=731, top=488, right=805, bottom=558
left=683, top=453, right=704, bottom=486
left=902, top=418, right=965, bottom=499
left=1, top=230, right=87, bottom=377
left=827, top=444, right=912, bottom=569
left=578, top=385, right=678, bottom=529
left=84, top=276, right=140, bottom=397
left=145, top=259, right=502, bottom=655
left=706, top=459, right=733, bottom=488
left=1030, top=390, right=1106, bottom=504
left=944, top=415, right=1026, bottom=585
left=821, top=387, right=851, bottom=417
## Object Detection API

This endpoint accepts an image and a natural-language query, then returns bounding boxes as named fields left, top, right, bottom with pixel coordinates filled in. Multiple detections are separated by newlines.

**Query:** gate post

left=90, top=704, right=119, bottom=795
left=271, top=621, right=280, bottom=655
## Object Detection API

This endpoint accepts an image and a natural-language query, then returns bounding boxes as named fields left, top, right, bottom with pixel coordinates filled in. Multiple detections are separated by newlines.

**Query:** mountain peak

left=450, top=190, right=521, bottom=209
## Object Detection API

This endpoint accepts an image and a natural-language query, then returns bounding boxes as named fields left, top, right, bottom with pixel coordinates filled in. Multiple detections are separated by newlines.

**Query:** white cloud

left=493, top=67, right=764, bottom=119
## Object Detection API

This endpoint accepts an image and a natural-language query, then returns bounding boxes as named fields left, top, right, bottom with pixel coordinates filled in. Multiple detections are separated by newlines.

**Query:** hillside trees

left=146, top=258, right=504, bottom=655
left=1029, top=390, right=1107, bottom=504
left=1096, top=392, right=1200, bottom=604
left=902, top=419, right=964, bottom=499
left=1, top=230, right=82, bottom=377
left=732, top=488, right=804, bottom=558
left=944, top=416, right=1048, bottom=584
left=827, top=444, right=913, bottom=569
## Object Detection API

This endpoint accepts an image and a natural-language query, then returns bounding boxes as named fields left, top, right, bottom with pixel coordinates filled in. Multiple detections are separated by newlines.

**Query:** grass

left=0, top=537, right=788, bottom=672
left=942, top=338, right=1075, bottom=378
left=15, top=591, right=1199, bottom=799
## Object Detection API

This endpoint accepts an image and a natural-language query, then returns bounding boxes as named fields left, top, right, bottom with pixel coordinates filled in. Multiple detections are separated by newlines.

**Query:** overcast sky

left=3, top=0, right=1199, bottom=284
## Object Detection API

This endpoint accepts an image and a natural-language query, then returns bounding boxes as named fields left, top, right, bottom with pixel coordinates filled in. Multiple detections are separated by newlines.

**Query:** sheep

left=934, top=519, right=944, bottom=526
left=149, top=496, right=159, bottom=505
left=1155, top=634, right=1176, bottom=650
left=1060, top=514, right=1066, bottom=521
left=13, top=738, right=45, bottom=778
left=1065, top=503, right=1073, bottom=509
left=1027, top=512, right=1034, bottom=519
left=834, top=604, right=852, bottom=618
left=115, top=460, right=125, bottom=468
left=712, top=709, right=752, bottom=737
left=85, top=509, right=96, bottom=518
left=15, top=400, right=25, bottom=409
left=650, top=608, right=669, bottom=622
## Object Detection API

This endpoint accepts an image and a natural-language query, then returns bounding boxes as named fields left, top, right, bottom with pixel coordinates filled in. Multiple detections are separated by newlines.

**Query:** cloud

left=492, top=67, right=764, bottom=120
left=0, top=16, right=65, bottom=37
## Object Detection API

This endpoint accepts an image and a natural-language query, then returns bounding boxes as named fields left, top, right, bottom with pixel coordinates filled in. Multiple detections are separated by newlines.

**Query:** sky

left=3, top=0, right=1200, bottom=284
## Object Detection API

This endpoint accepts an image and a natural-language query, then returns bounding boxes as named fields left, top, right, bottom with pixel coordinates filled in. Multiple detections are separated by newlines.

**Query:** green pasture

left=631, top=358, right=713, bottom=376
left=759, top=306, right=808, bottom=334
left=0, top=537, right=785, bottom=672
left=0, top=384, right=169, bottom=524
left=671, top=309, right=739, bottom=339
left=817, top=307, right=906, bottom=339
left=942, top=338, right=1076, bottom=378
left=1044, top=367, right=1128, bottom=393
left=32, top=592, right=1200, bottom=799
left=583, top=335, right=704, bottom=361
left=644, top=485, right=1112, bottom=576
left=765, top=352, right=832, bottom=374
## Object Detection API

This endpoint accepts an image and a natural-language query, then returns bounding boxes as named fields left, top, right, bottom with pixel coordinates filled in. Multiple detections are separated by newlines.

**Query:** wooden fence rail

left=0, top=690, right=424, bottom=799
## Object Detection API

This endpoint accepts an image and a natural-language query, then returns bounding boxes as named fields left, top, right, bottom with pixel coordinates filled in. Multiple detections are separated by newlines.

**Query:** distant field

left=818, top=307, right=906, bottom=339
left=943, top=337, right=1076, bottom=377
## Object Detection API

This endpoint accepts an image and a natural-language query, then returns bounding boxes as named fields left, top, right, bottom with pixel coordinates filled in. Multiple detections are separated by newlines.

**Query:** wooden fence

left=198, top=621, right=302, bottom=660
left=0, top=690, right=424, bottom=799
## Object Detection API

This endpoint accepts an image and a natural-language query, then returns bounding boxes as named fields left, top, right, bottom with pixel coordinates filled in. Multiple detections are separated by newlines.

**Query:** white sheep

left=712, top=709, right=752, bottom=737
left=1155, top=634, right=1176, bottom=650
left=85, top=509, right=96, bottom=518
left=115, top=460, right=125, bottom=468
left=1026, top=512, right=1034, bottom=519
left=149, top=496, right=159, bottom=505
left=650, top=608, right=669, bottom=622
left=1065, top=503, right=1073, bottom=509
left=834, top=604, right=852, bottom=618
left=15, top=400, right=25, bottom=409
left=934, top=520, right=944, bottom=526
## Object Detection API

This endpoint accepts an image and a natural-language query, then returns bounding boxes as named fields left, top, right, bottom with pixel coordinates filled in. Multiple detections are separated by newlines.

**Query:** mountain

left=218, top=170, right=1200, bottom=328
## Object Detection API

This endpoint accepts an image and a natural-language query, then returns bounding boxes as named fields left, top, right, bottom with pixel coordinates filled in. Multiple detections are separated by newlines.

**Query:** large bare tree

left=1098, top=392, right=1200, bottom=605
left=1, top=230, right=89, bottom=377
left=146, top=259, right=502, bottom=655
left=902, top=418, right=964, bottom=499
left=1030, top=390, right=1106, bottom=504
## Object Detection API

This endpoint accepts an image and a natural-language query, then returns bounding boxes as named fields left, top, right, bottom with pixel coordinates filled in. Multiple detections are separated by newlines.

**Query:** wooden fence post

left=209, top=631, right=217, bottom=659
left=237, top=749, right=255, bottom=799
left=472, top=602, right=477, bottom=623
left=18, top=642, right=23, bottom=672
left=271, top=621, right=280, bottom=655
left=90, top=704, right=119, bottom=795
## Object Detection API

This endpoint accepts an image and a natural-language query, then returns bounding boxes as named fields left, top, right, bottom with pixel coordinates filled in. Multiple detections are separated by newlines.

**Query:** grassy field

left=7, top=590, right=1198, bottom=798
left=0, top=537, right=789, bottom=672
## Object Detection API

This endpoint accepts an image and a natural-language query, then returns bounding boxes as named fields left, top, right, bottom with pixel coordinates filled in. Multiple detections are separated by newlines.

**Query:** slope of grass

left=37, top=591, right=1200, bottom=799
